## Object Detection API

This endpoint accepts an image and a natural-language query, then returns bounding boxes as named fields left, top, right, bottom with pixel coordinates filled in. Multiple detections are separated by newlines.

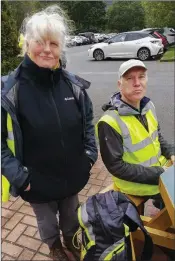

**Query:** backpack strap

left=125, top=203, right=153, bottom=260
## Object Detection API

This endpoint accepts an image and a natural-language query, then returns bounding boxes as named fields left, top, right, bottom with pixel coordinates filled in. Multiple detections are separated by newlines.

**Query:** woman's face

left=27, top=38, right=60, bottom=68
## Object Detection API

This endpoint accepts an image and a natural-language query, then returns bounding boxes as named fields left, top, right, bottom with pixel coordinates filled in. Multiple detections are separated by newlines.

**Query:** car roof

left=116, top=31, right=150, bottom=35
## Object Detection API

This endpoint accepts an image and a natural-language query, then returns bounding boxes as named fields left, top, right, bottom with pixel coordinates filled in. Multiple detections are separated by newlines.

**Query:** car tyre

left=137, top=48, right=150, bottom=61
left=93, top=49, right=104, bottom=61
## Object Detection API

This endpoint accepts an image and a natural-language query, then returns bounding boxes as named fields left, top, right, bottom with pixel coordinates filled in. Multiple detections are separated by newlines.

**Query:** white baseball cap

left=118, top=59, right=147, bottom=78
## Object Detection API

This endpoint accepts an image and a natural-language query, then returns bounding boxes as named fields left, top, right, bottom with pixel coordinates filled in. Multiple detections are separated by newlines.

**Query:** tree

left=61, top=1, right=107, bottom=32
left=106, top=1, right=145, bottom=32
left=9, top=1, right=39, bottom=30
left=1, top=1, right=21, bottom=75
left=142, top=2, right=175, bottom=28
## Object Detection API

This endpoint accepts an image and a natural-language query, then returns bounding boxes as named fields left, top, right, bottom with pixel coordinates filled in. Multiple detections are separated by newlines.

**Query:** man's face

left=118, top=67, right=147, bottom=103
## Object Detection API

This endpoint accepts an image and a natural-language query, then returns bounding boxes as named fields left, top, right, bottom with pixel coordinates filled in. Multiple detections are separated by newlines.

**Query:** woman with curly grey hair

left=1, top=5, right=97, bottom=261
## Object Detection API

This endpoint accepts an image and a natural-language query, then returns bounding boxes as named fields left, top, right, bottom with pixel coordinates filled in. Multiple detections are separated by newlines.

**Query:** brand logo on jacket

left=64, top=97, right=75, bottom=101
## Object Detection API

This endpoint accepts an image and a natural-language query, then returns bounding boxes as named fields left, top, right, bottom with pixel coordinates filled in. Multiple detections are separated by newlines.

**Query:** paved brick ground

left=1, top=154, right=159, bottom=260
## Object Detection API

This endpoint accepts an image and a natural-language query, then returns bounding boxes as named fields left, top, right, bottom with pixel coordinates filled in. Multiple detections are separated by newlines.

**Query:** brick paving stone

left=90, top=166, right=102, bottom=175
left=19, top=205, right=35, bottom=216
left=1, top=217, right=8, bottom=227
left=2, top=201, right=13, bottom=209
left=6, top=223, right=27, bottom=242
left=24, top=226, right=37, bottom=237
left=2, top=255, right=15, bottom=260
left=18, top=249, right=35, bottom=260
left=84, top=184, right=91, bottom=190
left=106, top=176, right=113, bottom=181
left=17, top=235, right=41, bottom=251
left=102, top=180, right=112, bottom=187
left=2, top=242, right=23, bottom=258
left=78, top=195, right=87, bottom=203
left=97, top=171, right=107, bottom=180
left=32, top=253, right=52, bottom=260
left=2, top=229, right=10, bottom=240
left=10, top=198, right=25, bottom=211
left=88, top=178, right=103, bottom=186
left=34, top=231, right=41, bottom=240
left=5, top=213, right=24, bottom=230
left=2, top=208, right=15, bottom=219
left=86, top=185, right=101, bottom=196
left=39, top=243, right=50, bottom=255
left=79, top=188, right=88, bottom=196
left=90, top=173, right=98, bottom=179
left=24, top=202, right=31, bottom=206
left=9, top=196, right=18, bottom=202
left=21, top=215, right=38, bottom=227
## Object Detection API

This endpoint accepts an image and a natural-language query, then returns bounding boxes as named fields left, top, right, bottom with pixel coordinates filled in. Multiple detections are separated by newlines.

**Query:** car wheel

left=137, top=48, right=150, bottom=61
left=93, top=49, right=104, bottom=61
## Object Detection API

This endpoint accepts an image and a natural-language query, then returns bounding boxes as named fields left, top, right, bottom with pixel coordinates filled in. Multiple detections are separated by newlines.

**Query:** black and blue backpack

left=77, top=190, right=153, bottom=261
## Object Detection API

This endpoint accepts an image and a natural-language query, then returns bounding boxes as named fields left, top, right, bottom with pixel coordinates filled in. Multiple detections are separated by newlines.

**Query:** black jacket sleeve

left=83, top=90, right=98, bottom=165
left=1, top=107, right=30, bottom=190
left=98, top=122, right=165, bottom=185
left=158, top=124, right=174, bottom=159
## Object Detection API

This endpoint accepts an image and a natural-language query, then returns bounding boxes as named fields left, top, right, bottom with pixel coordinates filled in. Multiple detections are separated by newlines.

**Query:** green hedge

left=1, top=56, right=23, bottom=75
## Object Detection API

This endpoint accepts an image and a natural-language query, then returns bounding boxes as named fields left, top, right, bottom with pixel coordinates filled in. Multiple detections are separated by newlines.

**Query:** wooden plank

left=130, top=232, right=136, bottom=261
left=159, top=178, right=175, bottom=226
left=132, top=226, right=175, bottom=250
left=140, top=215, right=152, bottom=225
left=147, top=208, right=172, bottom=230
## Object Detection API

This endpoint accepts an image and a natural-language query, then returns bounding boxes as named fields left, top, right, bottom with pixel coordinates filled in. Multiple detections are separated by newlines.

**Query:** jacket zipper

left=50, top=72, right=67, bottom=165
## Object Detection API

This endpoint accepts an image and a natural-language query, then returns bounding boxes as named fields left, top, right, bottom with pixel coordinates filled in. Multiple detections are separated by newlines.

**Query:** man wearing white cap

left=96, top=59, right=174, bottom=207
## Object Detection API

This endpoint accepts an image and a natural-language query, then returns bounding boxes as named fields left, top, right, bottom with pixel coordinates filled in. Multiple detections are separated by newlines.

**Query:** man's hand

left=24, top=184, right=31, bottom=191
left=171, top=155, right=175, bottom=165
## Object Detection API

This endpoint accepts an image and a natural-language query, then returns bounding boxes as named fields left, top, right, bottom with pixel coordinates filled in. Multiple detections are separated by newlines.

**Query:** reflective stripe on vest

left=96, top=101, right=167, bottom=196
left=78, top=204, right=95, bottom=260
left=99, top=223, right=129, bottom=260
left=2, top=113, right=15, bottom=202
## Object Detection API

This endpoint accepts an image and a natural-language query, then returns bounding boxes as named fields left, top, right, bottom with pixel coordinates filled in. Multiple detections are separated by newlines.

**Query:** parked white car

left=71, top=36, right=83, bottom=46
left=88, top=31, right=164, bottom=61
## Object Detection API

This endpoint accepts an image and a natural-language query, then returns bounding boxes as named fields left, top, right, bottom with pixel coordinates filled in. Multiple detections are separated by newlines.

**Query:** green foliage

left=106, top=1, right=145, bottom=32
left=8, top=1, right=39, bottom=30
left=1, top=1, right=20, bottom=75
left=142, top=2, right=175, bottom=28
left=60, top=1, right=107, bottom=33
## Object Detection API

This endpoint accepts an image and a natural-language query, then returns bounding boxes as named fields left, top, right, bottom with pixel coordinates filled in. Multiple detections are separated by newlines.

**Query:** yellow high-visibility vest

left=96, top=101, right=168, bottom=196
left=2, top=114, right=15, bottom=202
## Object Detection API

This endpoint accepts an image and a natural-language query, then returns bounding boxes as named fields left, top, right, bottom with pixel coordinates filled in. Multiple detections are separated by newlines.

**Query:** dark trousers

left=30, top=194, right=79, bottom=248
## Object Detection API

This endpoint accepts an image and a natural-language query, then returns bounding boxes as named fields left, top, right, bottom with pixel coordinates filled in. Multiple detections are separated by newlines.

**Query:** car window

left=125, top=33, right=140, bottom=41
left=110, top=34, right=126, bottom=43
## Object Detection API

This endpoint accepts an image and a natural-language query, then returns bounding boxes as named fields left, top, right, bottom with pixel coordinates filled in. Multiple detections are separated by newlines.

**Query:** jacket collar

left=111, top=92, right=150, bottom=116
left=2, top=56, right=91, bottom=99
left=101, top=92, right=150, bottom=116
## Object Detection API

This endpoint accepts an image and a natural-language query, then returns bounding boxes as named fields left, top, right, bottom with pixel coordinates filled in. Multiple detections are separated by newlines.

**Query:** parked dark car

left=78, top=32, right=96, bottom=44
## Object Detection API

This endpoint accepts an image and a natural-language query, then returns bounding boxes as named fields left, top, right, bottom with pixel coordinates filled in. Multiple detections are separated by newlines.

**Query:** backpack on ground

left=77, top=190, right=153, bottom=261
